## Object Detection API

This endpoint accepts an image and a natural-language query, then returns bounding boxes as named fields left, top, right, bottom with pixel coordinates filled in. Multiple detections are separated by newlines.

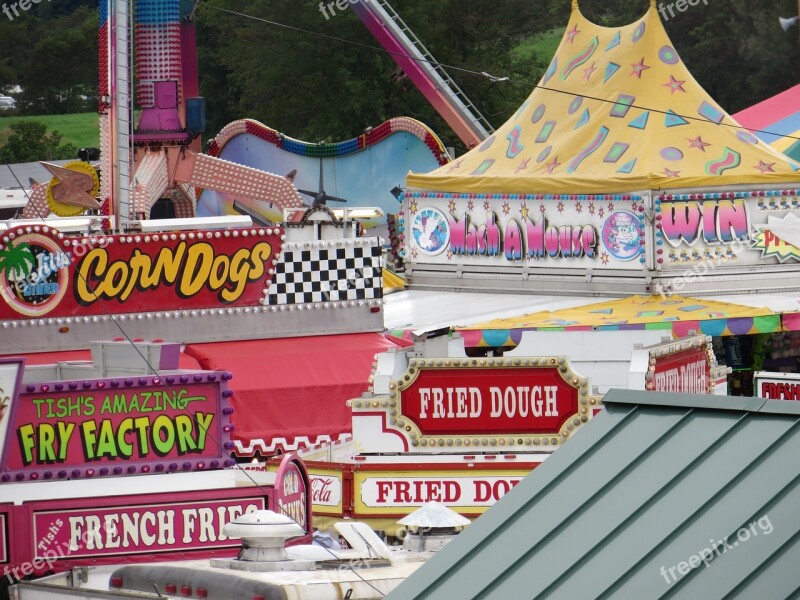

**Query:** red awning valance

left=183, top=333, right=402, bottom=455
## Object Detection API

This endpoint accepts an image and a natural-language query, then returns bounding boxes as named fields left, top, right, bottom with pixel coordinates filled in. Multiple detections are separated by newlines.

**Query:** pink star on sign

left=545, top=157, right=561, bottom=174
left=447, top=159, right=463, bottom=173
left=688, top=136, right=710, bottom=152
left=756, top=161, right=775, bottom=173
left=566, top=25, right=580, bottom=43
left=515, top=157, right=531, bottom=174
left=663, top=168, right=681, bottom=177
left=663, top=75, right=685, bottom=94
left=583, top=62, right=597, bottom=81
left=630, top=58, right=650, bottom=79
left=502, top=202, right=511, bottom=215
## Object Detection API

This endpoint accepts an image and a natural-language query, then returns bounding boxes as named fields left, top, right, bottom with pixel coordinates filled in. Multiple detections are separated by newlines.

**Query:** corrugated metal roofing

left=386, top=390, right=800, bottom=600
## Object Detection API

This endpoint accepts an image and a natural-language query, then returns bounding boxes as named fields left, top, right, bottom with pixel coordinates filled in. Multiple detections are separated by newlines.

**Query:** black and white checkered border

left=266, top=242, right=383, bottom=306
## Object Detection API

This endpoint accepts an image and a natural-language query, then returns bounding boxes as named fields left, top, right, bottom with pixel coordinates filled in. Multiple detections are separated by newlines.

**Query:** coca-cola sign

left=309, top=472, right=343, bottom=513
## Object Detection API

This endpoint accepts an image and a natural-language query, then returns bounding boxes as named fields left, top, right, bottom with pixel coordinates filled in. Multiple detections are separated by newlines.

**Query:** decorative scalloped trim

left=234, top=433, right=353, bottom=456
left=208, top=117, right=450, bottom=167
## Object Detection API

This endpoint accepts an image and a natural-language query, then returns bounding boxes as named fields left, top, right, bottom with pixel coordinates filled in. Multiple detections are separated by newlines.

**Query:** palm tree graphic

left=0, top=240, right=35, bottom=299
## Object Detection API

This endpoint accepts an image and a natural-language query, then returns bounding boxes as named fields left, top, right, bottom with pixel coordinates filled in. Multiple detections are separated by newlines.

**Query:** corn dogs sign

left=0, top=224, right=282, bottom=319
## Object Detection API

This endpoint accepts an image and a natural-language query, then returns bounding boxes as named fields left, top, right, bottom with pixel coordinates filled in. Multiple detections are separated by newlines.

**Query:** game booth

left=389, top=0, right=800, bottom=398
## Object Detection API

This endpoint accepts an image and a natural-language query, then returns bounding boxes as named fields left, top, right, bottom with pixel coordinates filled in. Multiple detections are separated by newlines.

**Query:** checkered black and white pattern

left=267, top=244, right=383, bottom=306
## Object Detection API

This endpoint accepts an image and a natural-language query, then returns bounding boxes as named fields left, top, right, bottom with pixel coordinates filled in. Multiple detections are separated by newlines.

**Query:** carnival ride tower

left=95, top=0, right=302, bottom=231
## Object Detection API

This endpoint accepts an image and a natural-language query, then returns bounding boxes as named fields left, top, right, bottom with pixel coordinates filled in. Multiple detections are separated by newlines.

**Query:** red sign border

left=355, top=356, right=594, bottom=451
left=11, top=487, right=272, bottom=575
left=645, top=336, right=717, bottom=395
left=31, top=495, right=267, bottom=560
left=0, top=224, right=284, bottom=321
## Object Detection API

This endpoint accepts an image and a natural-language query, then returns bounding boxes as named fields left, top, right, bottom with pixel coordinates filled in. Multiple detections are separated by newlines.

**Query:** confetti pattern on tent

left=407, top=2, right=800, bottom=195
left=458, top=295, right=791, bottom=348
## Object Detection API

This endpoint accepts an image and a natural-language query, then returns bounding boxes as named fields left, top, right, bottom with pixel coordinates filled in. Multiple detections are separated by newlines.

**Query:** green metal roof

left=386, top=390, right=800, bottom=599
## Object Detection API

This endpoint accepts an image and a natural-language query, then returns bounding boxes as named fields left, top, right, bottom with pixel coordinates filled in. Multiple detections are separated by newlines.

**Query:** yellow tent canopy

left=457, top=295, right=785, bottom=347
left=407, top=2, right=800, bottom=194
left=382, top=267, right=405, bottom=291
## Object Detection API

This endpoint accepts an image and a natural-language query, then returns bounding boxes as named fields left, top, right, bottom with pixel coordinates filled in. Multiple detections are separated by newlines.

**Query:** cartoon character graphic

left=602, top=211, right=642, bottom=261
left=411, top=208, right=450, bottom=255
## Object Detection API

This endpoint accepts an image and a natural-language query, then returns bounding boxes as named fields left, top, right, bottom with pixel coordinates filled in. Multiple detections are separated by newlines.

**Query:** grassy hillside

left=510, top=28, right=565, bottom=70
left=0, top=113, right=99, bottom=151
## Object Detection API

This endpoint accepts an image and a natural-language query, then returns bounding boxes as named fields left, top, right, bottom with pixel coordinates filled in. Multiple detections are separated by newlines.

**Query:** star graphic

left=607, top=201, right=615, bottom=212
left=601, top=252, right=609, bottom=265
left=755, top=160, right=775, bottom=173
left=557, top=201, right=565, bottom=214
left=688, top=136, right=711, bottom=152
left=411, top=248, right=418, bottom=260
left=447, top=250, right=453, bottom=261
left=598, top=207, right=605, bottom=218
left=447, top=159, right=464, bottom=173
left=467, top=199, right=474, bottom=211
left=515, top=157, right=531, bottom=174
left=663, top=168, right=681, bottom=177
left=566, top=24, right=580, bottom=43
left=588, top=202, right=595, bottom=215
left=539, top=204, right=546, bottom=215
left=409, top=200, right=418, bottom=213
left=663, top=75, right=685, bottom=94
left=583, top=62, right=597, bottom=81
left=448, top=199, right=456, bottom=212
left=575, top=202, right=583, bottom=213
left=631, top=202, right=638, bottom=213
left=545, top=156, right=562, bottom=174
left=483, top=200, right=490, bottom=211
left=520, top=203, right=530, bottom=219
left=502, top=202, right=511, bottom=215
left=630, top=58, right=650, bottom=79
left=42, top=162, right=100, bottom=210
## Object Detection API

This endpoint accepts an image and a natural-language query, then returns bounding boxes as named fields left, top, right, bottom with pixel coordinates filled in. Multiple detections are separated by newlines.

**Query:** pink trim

left=733, top=84, right=800, bottom=131
left=208, top=118, right=449, bottom=167
left=350, top=3, right=483, bottom=148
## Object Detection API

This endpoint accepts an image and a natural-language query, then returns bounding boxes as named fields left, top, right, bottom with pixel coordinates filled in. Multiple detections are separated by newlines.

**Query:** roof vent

left=210, top=510, right=314, bottom=572
left=397, top=501, right=471, bottom=553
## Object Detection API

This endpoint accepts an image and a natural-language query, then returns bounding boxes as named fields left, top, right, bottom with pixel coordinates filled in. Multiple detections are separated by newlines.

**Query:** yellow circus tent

left=457, top=295, right=786, bottom=348
left=406, top=1, right=800, bottom=195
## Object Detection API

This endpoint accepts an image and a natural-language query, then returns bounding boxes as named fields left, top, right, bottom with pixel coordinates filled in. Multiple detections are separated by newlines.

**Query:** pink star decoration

left=630, top=58, right=650, bottom=79
left=663, top=75, right=685, bottom=94
left=688, top=136, right=711, bottom=152
left=545, top=157, right=561, bottom=174
left=566, top=25, right=580, bottom=43
left=515, top=157, right=531, bottom=174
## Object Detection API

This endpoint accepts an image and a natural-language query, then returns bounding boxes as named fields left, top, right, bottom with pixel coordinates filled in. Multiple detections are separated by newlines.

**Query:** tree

left=0, top=121, right=77, bottom=163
